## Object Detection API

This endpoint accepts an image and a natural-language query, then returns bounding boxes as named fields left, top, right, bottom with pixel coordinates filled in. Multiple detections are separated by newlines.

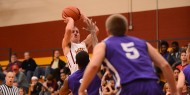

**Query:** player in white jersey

left=62, top=14, right=99, bottom=73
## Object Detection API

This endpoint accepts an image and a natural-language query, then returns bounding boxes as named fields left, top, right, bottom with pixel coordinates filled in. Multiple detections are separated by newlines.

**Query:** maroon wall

left=0, top=6, right=189, bottom=60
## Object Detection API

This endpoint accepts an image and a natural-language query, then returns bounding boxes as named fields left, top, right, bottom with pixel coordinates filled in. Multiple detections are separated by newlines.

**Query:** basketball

left=62, top=6, right=81, bottom=21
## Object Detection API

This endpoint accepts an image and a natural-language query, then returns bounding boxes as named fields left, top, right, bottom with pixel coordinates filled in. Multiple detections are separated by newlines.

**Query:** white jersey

left=66, top=42, right=88, bottom=74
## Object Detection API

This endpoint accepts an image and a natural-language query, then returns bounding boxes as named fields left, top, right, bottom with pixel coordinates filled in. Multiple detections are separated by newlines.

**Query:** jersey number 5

left=121, top=42, right=140, bottom=59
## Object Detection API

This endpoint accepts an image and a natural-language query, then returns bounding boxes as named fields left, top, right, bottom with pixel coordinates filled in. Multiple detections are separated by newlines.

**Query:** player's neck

left=78, top=67, right=86, bottom=70
left=71, top=41, right=80, bottom=44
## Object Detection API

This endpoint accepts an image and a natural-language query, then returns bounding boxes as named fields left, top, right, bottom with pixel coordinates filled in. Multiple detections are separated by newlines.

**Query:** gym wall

left=0, top=0, right=189, bottom=59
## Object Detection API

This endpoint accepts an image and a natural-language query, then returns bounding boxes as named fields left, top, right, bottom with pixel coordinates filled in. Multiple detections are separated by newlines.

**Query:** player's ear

left=106, top=31, right=110, bottom=36
left=106, top=29, right=110, bottom=36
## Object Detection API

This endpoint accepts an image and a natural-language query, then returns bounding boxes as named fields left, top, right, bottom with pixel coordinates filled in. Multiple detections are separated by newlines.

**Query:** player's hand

left=62, top=15, right=73, bottom=23
left=83, top=19, right=97, bottom=33
left=80, top=13, right=88, bottom=23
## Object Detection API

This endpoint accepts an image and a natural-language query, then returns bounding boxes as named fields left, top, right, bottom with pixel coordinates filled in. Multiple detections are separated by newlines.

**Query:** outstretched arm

left=82, top=14, right=99, bottom=48
left=78, top=42, right=105, bottom=95
left=147, top=42, right=179, bottom=95
left=62, top=16, right=74, bottom=55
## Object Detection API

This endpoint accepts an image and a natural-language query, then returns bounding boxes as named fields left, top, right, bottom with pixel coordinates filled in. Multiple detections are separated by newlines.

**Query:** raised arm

left=147, top=42, right=179, bottom=95
left=82, top=14, right=99, bottom=48
left=78, top=42, right=105, bottom=95
left=62, top=16, right=74, bottom=55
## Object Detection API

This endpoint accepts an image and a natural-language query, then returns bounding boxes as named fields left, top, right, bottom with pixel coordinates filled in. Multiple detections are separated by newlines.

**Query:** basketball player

left=62, top=14, right=99, bottom=74
left=79, top=14, right=178, bottom=95
left=59, top=51, right=101, bottom=95
left=177, top=43, right=190, bottom=94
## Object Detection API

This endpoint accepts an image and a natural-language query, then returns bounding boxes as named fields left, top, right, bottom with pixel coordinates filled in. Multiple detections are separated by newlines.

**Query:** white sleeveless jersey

left=66, top=42, right=88, bottom=74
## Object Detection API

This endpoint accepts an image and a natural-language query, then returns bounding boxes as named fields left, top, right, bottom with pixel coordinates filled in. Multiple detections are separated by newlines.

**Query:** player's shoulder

left=127, top=36, right=144, bottom=41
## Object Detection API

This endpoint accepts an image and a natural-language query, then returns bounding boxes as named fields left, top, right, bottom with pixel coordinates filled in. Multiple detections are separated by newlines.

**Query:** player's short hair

left=106, top=14, right=128, bottom=36
left=76, top=51, right=89, bottom=68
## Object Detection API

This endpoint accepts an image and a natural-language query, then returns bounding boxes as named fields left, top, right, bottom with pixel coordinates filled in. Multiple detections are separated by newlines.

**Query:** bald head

left=5, top=72, right=15, bottom=86
left=106, top=14, right=128, bottom=36
left=6, top=72, right=14, bottom=76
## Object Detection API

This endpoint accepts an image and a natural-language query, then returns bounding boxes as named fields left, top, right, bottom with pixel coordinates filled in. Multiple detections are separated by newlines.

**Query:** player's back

left=68, top=68, right=101, bottom=95
left=104, top=36, right=158, bottom=85
left=183, top=64, right=190, bottom=86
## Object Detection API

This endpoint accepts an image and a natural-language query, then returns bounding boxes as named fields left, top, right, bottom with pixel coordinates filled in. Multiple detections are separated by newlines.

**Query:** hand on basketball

left=62, top=15, right=74, bottom=23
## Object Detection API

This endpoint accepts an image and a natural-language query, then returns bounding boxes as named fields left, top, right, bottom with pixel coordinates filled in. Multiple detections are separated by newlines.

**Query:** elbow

left=65, top=28, right=72, bottom=33
left=160, top=63, right=171, bottom=71
left=162, top=63, right=170, bottom=68
left=90, top=64, right=100, bottom=72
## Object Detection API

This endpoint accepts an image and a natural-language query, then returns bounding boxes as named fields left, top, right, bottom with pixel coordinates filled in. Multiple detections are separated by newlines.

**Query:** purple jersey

left=68, top=68, right=101, bottom=95
left=183, top=64, right=190, bottom=86
left=104, top=36, right=158, bottom=86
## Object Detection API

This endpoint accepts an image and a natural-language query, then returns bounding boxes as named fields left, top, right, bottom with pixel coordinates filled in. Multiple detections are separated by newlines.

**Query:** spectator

left=4, top=54, right=22, bottom=74
left=168, top=41, right=181, bottom=67
left=45, top=50, right=66, bottom=81
left=174, top=68, right=189, bottom=95
left=40, top=74, right=58, bottom=95
left=175, top=50, right=189, bottom=70
left=19, top=87, right=26, bottom=95
left=160, top=40, right=170, bottom=60
left=164, top=67, right=189, bottom=95
left=0, top=72, right=19, bottom=95
left=101, top=68, right=118, bottom=95
left=21, top=52, right=37, bottom=82
left=0, top=65, right=5, bottom=82
left=59, top=67, right=71, bottom=88
left=173, top=68, right=180, bottom=81
left=163, top=82, right=170, bottom=95
left=33, top=66, right=45, bottom=79
left=164, top=68, right=180, bottom=94
left=12, top=64, right=29, bottom=93
left=30, top=76, right=42, bottom=95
